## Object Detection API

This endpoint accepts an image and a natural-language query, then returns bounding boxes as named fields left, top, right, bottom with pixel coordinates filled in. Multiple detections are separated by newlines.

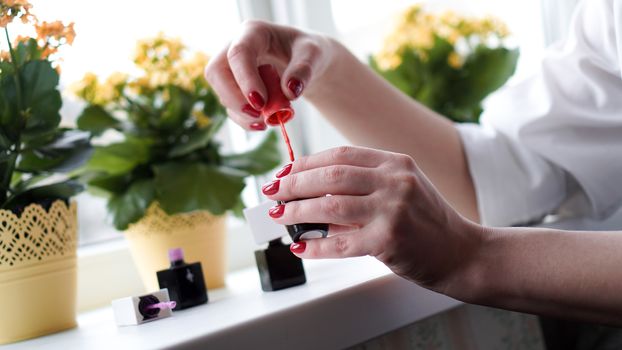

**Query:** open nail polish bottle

left=244, top=201, right=307, bottom=291
left=156, top=248, right=208, bottom=310
left=112, top=289, right=175, bottom=326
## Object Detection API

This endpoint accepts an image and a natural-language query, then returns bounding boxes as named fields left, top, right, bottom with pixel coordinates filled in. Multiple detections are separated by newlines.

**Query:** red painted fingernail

left=290, top=242, right=306, bottom=254
left=268, top=204, right=285, bottom=218
left=242, top=104, right=261, bottom=118
left=261, top=179, right=280, bottom=195
left=248, top=91, right=265, bottom=110
left=275, top=163, right=292, bottom=178
left=287, top=78, right=304, bottom=98
left=250, top=122, right=266, bottom=131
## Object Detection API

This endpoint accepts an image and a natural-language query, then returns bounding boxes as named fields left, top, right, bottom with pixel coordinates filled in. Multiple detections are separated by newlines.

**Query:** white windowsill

left=5, top=257, right=461, bottom=350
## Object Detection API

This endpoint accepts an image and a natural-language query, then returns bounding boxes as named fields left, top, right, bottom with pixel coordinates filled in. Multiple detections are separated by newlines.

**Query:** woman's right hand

left=204, top=20, right=336, bottom=131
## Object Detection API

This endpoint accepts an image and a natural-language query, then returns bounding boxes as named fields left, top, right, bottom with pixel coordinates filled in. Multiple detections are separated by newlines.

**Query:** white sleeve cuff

left=456, top=123, right=568, bottom=227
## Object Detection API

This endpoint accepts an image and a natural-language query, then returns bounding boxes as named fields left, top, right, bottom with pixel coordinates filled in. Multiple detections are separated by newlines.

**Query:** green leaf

left=167, top=113, right=226, bottom=158
left=87, top=172, right=131, bottom=195
left=3, top=180, right=83, bottom=210
left=107, top=179, right=155, bottom=230
left=13, top=38, right=42, bottom=66
left=158, top=85, right=194, bottom=129
left=77, top=105, right=120, bottom=135
left=221, top=129, right=281, bottom=175
left=86, top=136, right=153, bottom=175
left=18, top=130, right=93, bottom=173
left=20, top=60, right=62, bottom=137
left=153, top=162, right=246, bottom=216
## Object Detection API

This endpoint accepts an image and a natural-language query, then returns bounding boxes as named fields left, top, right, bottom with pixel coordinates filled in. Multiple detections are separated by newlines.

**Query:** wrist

left=442, top=221, right=499, bottom=304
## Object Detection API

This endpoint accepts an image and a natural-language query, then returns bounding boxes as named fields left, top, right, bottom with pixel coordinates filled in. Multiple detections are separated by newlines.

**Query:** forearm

left=305, top=38, right=478, bottom=221
left=461, top=226, right=622, bottom=325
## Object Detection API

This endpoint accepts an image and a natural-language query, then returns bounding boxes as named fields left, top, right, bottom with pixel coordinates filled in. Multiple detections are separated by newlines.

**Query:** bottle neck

left=170, top=259, right=186, bottom=268
left=268, top=238, right=284, bottom=248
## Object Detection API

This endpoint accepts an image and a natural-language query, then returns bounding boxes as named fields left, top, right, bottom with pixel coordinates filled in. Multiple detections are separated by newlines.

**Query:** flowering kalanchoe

left=375, top=5, right=511, bottom=70
left=72, top=34, right=282, bottom=230
left=370, top=5, right=518, bottom=123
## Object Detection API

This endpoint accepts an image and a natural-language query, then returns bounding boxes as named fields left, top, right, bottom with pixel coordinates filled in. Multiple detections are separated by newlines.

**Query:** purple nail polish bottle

left=156, top=248, right=208, bottom=310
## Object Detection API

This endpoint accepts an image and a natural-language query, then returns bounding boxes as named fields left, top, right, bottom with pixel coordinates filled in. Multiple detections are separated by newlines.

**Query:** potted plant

left=0, top=1, right=91, bottom=344
left=370, top=5, right=519, bottom=123
left=73, top=33, right=281, bottom=291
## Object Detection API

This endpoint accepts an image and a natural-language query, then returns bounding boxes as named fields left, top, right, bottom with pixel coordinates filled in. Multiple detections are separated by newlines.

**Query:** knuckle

left=285, top=174, right=299, bottom=195
left=333, top=235, right=350, bottom=256
left=331, top=146, right=354, bottom=162
left=303, top=40, right=322, bottom=59
left=227, top=42, right=253, bottom=61
left=393, top=172, right=418, bottom=197
left=322, top=196, right=346, bottom=219
left=395, top=153, right=416, bottom=170
left=242, top=19, right=267, bottom=30
left=323, top=165, right=345, bottom=185
left=292, top=61, right=313, bottom=80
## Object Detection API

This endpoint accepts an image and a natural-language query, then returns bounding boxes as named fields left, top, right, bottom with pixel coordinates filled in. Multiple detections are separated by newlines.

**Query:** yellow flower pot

left=0, top=200, right=78, bottom=345
left=125, top=203, right=226, bottom=292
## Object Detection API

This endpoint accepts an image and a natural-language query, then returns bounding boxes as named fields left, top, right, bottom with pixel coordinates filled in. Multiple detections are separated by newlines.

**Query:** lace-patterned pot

left=125, top=202, right=226, bottom=292
left=0, top=200, right=78, bottom=345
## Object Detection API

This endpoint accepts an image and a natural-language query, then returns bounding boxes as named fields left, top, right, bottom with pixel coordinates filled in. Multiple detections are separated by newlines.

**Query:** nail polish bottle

left=255, top=238, right=306, bottom=291
left=277, top=200, right=329, bottom=242
left=244, top=201, right=307, bottom=291
left=112, top=289, right=175, bottom=326
left=258, top=64, right=294, bottom=126
left=286, top=222, right=329, bottom=242
left=156, top=248, right=208, bottom=310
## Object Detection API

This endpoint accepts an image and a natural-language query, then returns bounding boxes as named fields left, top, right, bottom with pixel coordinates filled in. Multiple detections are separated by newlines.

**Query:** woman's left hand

left=262, top=146, right=485, bottom=297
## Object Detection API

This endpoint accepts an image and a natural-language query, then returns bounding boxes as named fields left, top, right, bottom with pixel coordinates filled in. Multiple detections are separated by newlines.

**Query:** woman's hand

left=261, top=146, right=484, bottom=297
left=204, top=20, right=336, bottom=131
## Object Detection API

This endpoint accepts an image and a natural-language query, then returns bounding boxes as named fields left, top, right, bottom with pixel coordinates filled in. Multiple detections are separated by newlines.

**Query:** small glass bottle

left=156, top=248, right=208, bottom=310
left=255, top=238, right=306, bottom=291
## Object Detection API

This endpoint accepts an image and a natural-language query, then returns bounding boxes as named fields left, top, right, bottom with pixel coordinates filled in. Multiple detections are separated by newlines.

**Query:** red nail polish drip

left=257, top=64, right=328, bottom=242
left=277, top=113, right=295, bottom=162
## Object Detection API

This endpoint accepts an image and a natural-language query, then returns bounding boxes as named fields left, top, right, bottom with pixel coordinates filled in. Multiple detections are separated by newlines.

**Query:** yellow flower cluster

left=0, top=0, right=34, bottom=27
left=72, top=33, right=212, bottom=111
left=71, top=72, right=128, bottom=105
left=375, top=5, right=510, bottom=70
left=129, top=33, right=210, bottom=94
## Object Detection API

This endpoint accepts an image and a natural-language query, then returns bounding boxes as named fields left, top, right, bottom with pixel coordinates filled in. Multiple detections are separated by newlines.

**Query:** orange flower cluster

left=0, top=1, right=75, bottom=65
left=0, top=0, right=34, bottom=27
left=35, top=20, right=76, bottom=59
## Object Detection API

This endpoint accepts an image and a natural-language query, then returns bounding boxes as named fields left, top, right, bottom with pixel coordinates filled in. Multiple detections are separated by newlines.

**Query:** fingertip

left=290, top=241, right=306, bottom=254
left=285, top=78, right=304, bottom=99
left=250, top=122, right=267, bottom=131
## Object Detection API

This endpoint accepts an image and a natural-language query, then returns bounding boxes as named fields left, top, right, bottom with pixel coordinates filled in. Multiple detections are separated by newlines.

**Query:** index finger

left=227, top=22, right=271, bottom=109
left=286, top=146, right=390, bottom=177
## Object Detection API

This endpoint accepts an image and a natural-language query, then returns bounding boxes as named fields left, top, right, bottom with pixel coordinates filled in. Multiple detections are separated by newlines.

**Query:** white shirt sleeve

left=456, top=0, right=622, bottom=226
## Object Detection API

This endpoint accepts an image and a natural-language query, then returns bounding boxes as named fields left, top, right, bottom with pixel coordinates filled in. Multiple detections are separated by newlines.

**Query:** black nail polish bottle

left=286, top=223, right=329, bottom=242
left=255, top=238, right=306, bottom=291
left=277, top=200, right=329, bottom=242
left=157, top=248, right=208, bottom=310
